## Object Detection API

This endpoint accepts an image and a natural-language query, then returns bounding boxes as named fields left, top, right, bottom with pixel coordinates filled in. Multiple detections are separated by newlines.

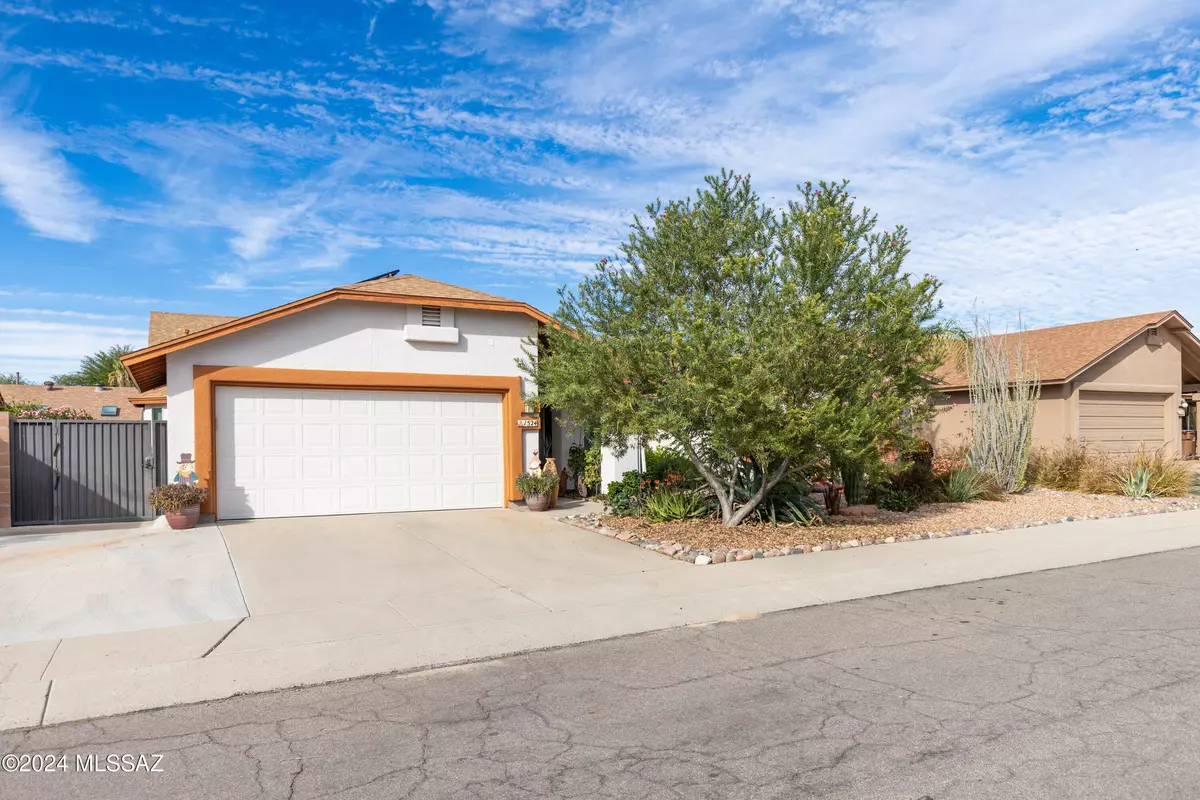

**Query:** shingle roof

left=0, top=384, right=144, bottom=419
left=123, top=273, right=550, bottom=392
left=148, top=312, right=240, bottom=346
left=341, top=273, right=513, bottom=303
left=935, top=311, right=1179, bottom=390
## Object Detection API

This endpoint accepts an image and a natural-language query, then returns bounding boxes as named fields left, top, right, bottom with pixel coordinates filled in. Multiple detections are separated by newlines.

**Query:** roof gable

left=935, top=311, right=1186, bottom=390
left=149, top=312, right=240, bottom=345
left=121, top=273, right=551, bottom=391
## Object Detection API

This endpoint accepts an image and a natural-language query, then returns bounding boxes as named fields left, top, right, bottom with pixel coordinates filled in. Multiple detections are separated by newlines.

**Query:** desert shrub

left=605, top=470, right=649, bottom=516
left=878, top=487, right=921, bottom=512
left=644, top=446, right=699, bottom=485
left=1122, top=448, right=1191, bottom=498
left=943, top=467, right=1002, bottom=503
left=967, top=318, right=1040, bottom=492
left=881, top=458, right=939, bottom=502
left=1031, top=439, right=1093, bottom=491
left=643, top=488, right=707, bottom=522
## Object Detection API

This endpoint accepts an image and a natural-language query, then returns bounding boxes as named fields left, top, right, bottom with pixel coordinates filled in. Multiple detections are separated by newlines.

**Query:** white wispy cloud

left=0, top=106, right=101, bottom=242
left=3, top=0, right=1199, bottom=332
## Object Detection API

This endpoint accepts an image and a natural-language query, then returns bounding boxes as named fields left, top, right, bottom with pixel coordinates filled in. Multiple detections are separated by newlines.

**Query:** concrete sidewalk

left=4, top=509, right=1200, bottom=731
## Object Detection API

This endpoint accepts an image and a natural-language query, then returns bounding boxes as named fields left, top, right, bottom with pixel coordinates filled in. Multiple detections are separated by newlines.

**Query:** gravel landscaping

left=561, top=490, right=1200, bottom=565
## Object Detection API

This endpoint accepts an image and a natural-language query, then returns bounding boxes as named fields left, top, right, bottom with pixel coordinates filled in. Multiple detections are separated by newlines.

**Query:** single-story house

left=0, top=383, right=148, bottom=419
left=929, top=311, right=1200, bottom=457
left=120, top=272, right=580, bottom=520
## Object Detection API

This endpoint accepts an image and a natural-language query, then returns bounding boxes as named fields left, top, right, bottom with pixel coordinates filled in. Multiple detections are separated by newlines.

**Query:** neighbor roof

left=121, top=272, right=551, bottom=391
left=341, top=273, right=512, bottom=302
left=0, top=384, right=144, bottom=419
left=149, top=312, right=240, bottom=346
left=935, top=311, right=1190, bottom=390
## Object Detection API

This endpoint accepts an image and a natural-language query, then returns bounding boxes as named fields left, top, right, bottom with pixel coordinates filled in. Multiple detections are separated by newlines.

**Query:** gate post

left=0, top=412, right=11, bottom=529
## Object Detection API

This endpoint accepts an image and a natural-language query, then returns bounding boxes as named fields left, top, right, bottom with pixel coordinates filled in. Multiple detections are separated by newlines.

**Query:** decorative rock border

left=559, top=498, right=1200, bottom=565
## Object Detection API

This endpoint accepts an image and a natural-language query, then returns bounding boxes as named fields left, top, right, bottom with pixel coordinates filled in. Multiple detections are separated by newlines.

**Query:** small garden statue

left=174, top=453, right=198, bottom=484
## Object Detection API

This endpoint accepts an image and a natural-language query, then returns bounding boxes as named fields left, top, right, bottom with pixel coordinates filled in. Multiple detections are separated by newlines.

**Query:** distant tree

left=522, top=171, right=948, bottom=525
left=0, top=373, right=30, bottom=384
left=53, top=345, right=137, bottom=387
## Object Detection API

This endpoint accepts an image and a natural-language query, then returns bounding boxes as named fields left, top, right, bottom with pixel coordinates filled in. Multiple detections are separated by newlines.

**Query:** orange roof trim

left=120, top=274, right=553, bottom=391
left=935, top=311, right=1194, bottom=390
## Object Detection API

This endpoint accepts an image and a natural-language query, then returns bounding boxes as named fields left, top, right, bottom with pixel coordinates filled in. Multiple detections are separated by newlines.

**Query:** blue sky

left=1, top=0, right=1199, bottom=380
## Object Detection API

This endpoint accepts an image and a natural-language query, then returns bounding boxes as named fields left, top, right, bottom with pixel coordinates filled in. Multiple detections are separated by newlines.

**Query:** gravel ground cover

left=565, top=489, right=1200, bottom=564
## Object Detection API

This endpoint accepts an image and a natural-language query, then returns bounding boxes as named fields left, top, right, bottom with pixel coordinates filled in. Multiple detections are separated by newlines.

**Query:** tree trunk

left=677, top=439, right=791, bottom=527
left=725, top=457, right=790, bottom=527
left=678, top=440, right=735, bottom=523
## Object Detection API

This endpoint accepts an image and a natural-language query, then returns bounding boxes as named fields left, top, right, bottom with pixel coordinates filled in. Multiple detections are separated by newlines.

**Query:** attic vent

left=1148, top=327, right=1163, bottom=346
left=421, top=306, right=442, bottom=327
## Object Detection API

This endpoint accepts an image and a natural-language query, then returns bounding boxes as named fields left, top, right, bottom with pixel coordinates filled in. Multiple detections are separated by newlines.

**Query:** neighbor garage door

left=216, top=386, right=504, bottom=520
left=1078, top=391, right=1167, bottom=454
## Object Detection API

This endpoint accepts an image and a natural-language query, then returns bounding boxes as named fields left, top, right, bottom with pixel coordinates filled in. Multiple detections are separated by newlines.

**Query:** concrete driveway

left=215, top=505, right=675, bottom=653
left=0, top=523, right=247, bottom=646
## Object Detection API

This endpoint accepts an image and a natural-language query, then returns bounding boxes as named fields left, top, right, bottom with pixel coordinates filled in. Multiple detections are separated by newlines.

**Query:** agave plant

left=1119, top=467, right=1154, bottom=499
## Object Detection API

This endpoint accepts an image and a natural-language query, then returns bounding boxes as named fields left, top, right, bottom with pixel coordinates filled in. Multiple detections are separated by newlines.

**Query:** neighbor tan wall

left=928, top=384, right=1070, bottom=453
left=925, top=328, right=1185, bottom=455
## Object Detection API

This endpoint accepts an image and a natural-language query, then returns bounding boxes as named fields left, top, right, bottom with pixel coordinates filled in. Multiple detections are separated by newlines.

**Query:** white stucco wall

left=164, top=300, right=539, bottom=468
left=600, top=439, right=645, bottom=492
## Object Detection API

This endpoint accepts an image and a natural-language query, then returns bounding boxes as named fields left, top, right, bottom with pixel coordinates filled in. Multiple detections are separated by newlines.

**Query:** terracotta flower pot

left=165, top=503, right=201, bottom=530
left=525, top=493, right=552, bottom=512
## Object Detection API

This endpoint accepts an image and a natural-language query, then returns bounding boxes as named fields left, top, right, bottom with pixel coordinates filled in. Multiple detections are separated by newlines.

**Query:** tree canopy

left=521, top=171, right=948, bottom=525
left=53, top=345, right=137, bottom=387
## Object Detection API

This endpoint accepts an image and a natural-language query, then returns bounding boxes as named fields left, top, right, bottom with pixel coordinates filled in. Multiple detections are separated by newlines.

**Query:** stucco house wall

left=164, top=300, right=540, bottom=471
left=928, top=328, right=1186, bottom=455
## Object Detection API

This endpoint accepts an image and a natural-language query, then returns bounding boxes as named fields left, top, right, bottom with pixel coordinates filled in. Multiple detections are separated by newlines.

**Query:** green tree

left=53, top=345, right=137, bottom=387
left=0, top=373, right=30, bottom=384
left=522, top=172, right=948, bottom=525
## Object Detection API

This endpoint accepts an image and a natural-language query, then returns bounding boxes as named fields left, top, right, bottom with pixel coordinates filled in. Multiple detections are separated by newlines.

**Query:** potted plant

left=516, top=470, right=560, bottom=512
left=149, top=484, right=210, bottom=530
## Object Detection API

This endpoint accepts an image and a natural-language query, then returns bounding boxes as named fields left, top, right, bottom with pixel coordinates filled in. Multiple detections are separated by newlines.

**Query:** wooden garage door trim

left=193, top=365, right=523, bottom=518
left=1078, top=390, right=1168, bottom=453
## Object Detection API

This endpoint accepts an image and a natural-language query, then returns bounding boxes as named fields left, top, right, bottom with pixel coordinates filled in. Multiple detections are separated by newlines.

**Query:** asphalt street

left=5, top=546, right=1200, bottom=800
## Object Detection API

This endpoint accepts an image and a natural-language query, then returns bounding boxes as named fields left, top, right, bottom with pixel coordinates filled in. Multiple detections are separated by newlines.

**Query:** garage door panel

left=375, top=454, right=406, bottom=478
left=339, top=424, right=370, bottom=448
left=217, top=386, right=504, bottom=519
left=409, top=484, right=438, bottom=510
left=1079, top=391, right=1167, bottom=454
left=300, top=394, right=335, bottom=415
left=441, top=425, right=469, bottom=447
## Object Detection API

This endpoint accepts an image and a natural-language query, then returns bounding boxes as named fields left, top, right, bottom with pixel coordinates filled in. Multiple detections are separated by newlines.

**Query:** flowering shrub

left=931, top=454, right=967, bottom=477
left=11, top=405, right=93, bottom=420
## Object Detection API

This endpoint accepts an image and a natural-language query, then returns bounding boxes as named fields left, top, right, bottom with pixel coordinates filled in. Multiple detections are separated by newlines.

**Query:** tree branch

left=726, top=457, right=791, bottom=527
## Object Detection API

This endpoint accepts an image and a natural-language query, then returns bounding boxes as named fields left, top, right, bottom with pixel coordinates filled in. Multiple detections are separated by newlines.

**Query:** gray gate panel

left=154, top=421, right=169, bottom=488
left=59, top=421, right=154, bottom=524
left=11, top=422, right=55, bottom=526
left=10, top=420, right=168, bottom=527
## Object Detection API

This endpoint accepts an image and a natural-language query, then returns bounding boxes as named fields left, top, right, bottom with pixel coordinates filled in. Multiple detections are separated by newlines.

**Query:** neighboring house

left=120, top=272, right=580, bottom=521
left=0, top=383, right=146, bottom=419
left=929, top=311, right=1200, bottom=457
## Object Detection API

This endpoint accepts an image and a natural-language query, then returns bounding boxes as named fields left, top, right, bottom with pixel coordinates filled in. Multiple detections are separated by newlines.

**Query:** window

left=421, top=306, right=442, bottom=327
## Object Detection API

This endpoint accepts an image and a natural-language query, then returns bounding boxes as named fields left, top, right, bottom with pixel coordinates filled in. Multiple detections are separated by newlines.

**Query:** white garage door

left=216, top=387, right=504, bottom=520
left=1079, top=391, right=1167, bottom=454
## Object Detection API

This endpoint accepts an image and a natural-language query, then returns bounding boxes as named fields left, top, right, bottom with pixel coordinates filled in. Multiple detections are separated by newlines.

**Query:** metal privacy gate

left=9, top=420, right=169, bottom=526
